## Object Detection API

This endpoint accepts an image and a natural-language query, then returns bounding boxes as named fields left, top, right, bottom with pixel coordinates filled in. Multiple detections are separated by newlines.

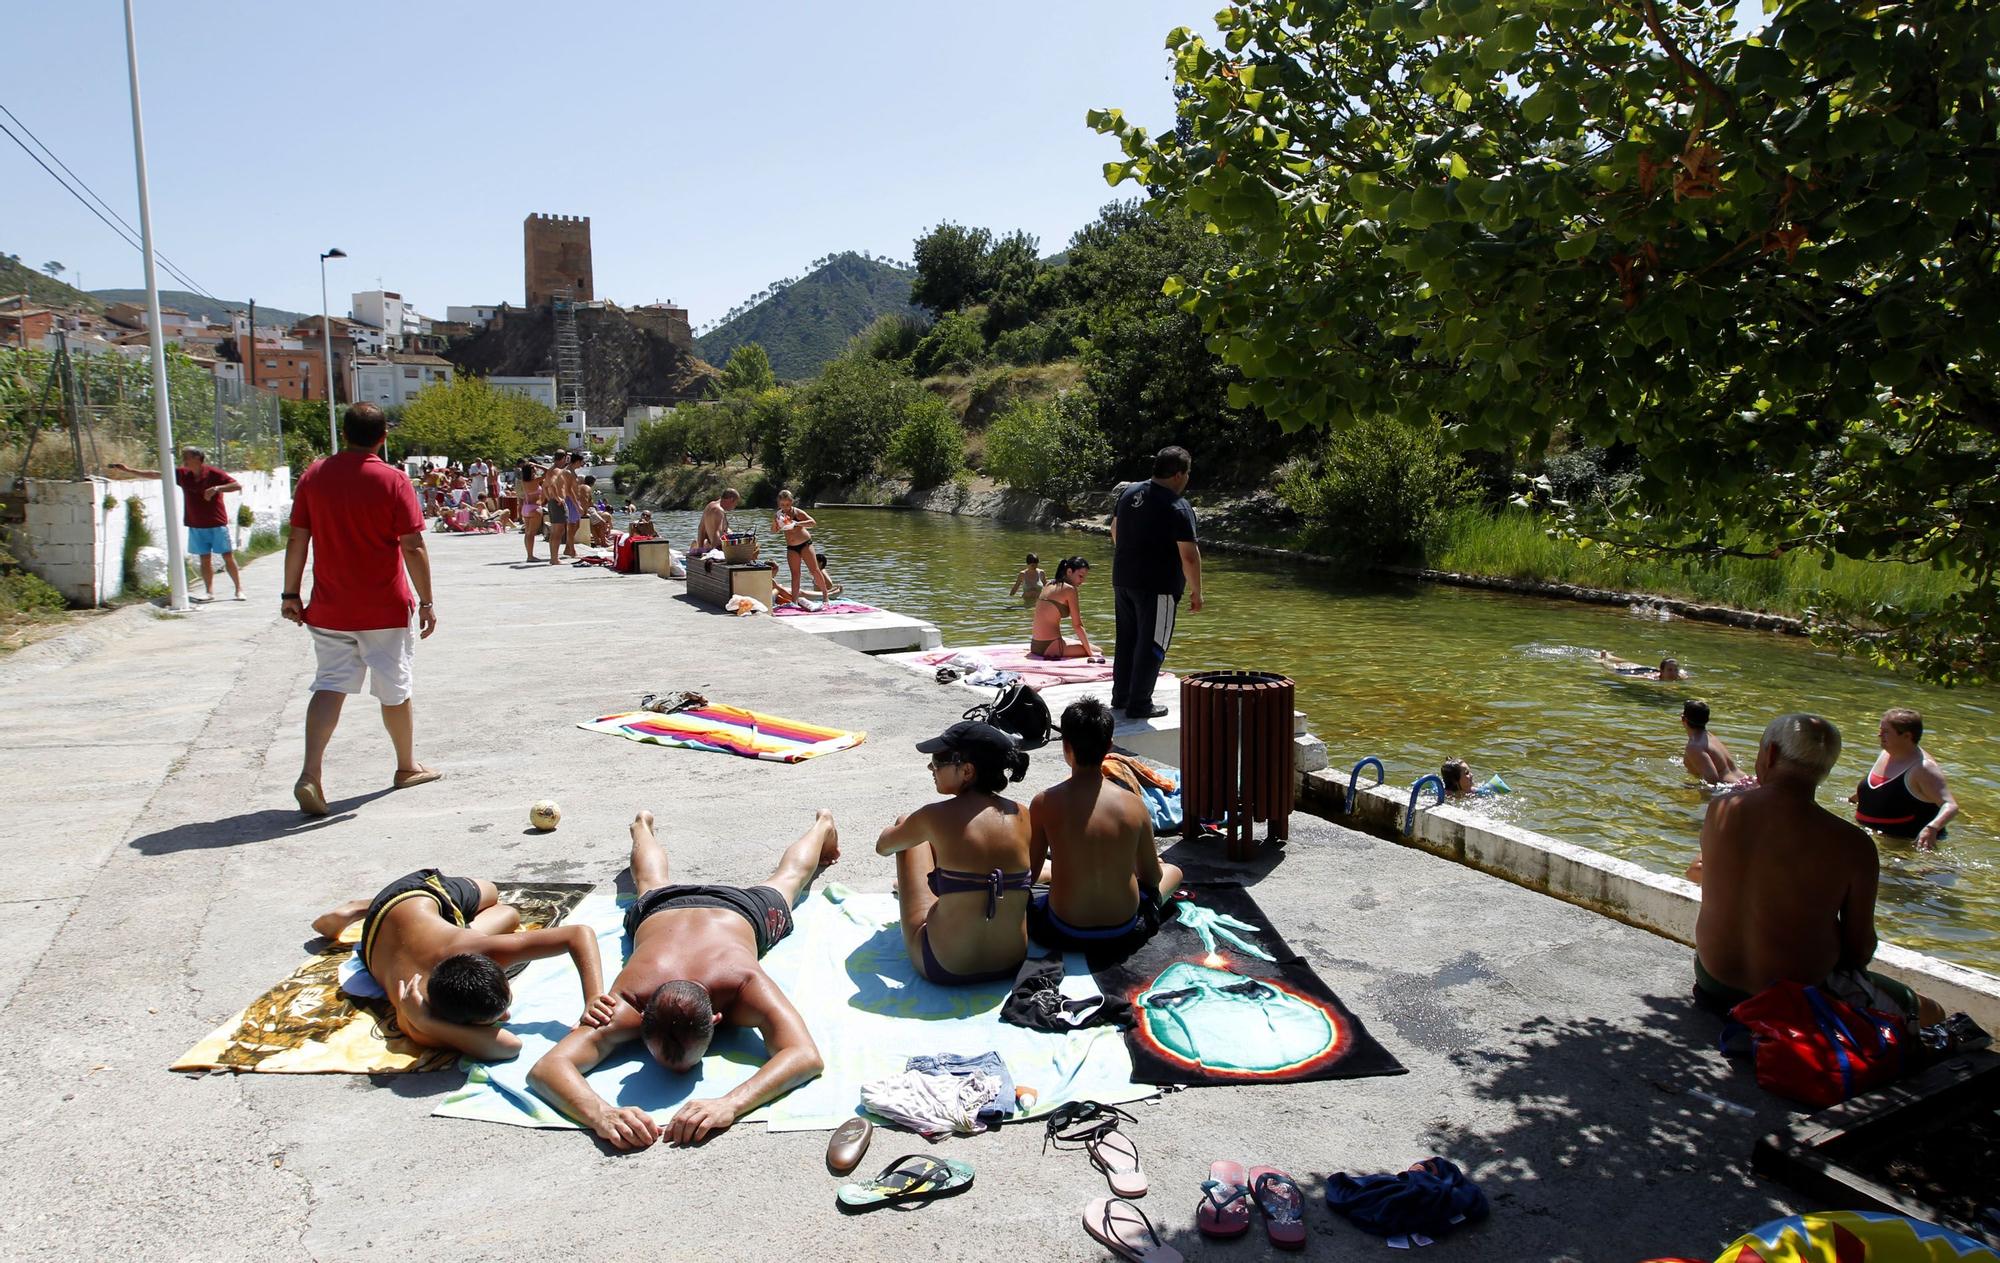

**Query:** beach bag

left=1725, top=981, right=1906, bottom=1108
left=964, top=681, right=1051, bottom=750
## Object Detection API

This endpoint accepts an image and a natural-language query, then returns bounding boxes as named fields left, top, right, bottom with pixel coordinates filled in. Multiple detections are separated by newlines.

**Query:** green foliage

left=978, top=231, right=1048, bottom=339
left=0, top=255, right=101, bottom=313
left=121, top=495, right=152, bottom=592
left=752, top=388, right=799, bottom=476
left=990, top=320, right=1070, bottom=367
left=392, top=375, right=565, bottom=465
left=886, top=397, right=965, bottom=488
left=1277, top=416, right=1471, bottom=564
left=984, top=391, right=1114, bottom=506
left=278, top=397, right=334, bottom=465
left=0, top=570, right=65, bottom=615
left=851, top=313, right=928, bottom=366
left=718, top=343, right=777, bottom=395
left=695, top=253, right=918, bottom=380
left=911, top=223, right=994, bottom=315
left=787, top=358, right=927, bottom=492
left=1097, top=1, right=2000, bottom=679
left=236, top=503, right=254, bottom=528
left=912, top=312, right=987, bottom=379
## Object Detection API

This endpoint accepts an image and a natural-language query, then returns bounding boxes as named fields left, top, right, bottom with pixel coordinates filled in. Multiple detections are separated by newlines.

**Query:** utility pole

left=122, top=0, right=189, bottom=612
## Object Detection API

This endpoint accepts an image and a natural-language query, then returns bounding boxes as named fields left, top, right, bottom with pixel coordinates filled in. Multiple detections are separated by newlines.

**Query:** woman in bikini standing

left=1029, top=556, right=1098, bottom=659
left=773, top=489, right=841, bottom=599
left=877, top=721, right=1034, bottom=985
left=517, top=462, right=545, bottom=561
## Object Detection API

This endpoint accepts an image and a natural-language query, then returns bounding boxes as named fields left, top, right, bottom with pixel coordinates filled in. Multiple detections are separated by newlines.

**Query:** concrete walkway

left=0, top=534, right=1802, bottom=1261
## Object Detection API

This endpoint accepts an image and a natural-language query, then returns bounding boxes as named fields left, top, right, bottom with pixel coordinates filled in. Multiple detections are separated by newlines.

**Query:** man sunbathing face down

left=312, top=869, right=608, bottom=1062
left=527, top=809, right=835, bottom=1151
left=1025, top=698, right=1184, bottom=952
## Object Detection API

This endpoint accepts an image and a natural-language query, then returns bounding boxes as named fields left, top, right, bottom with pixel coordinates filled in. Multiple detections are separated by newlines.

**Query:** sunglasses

left=927, top=753, right=963, bottom=771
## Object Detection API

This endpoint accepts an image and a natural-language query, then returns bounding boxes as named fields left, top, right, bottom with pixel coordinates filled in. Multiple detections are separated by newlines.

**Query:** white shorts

left=310, top=622, right=416, bottom=705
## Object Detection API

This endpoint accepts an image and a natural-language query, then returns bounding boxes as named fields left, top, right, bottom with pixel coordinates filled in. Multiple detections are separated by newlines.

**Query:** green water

left=655, top=505, right=1999, bottom=971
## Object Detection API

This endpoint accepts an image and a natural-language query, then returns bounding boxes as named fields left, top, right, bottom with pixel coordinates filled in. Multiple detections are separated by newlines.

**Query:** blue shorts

left=187, top=525, right=233, bottom=556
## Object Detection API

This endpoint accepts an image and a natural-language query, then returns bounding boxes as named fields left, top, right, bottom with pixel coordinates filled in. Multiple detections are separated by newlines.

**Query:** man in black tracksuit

left=1109, top=445, right=1204, bottom=719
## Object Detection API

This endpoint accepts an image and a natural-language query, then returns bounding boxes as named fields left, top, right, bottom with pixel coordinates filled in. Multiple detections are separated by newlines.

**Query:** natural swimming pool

left=640, top=504, right=1998, bottom=972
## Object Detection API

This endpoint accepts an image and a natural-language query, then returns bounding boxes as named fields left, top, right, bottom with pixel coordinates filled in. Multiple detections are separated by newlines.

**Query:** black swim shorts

left=359, top=869, right=482, bottom=970
left=624, top=883, right=795, bottom=957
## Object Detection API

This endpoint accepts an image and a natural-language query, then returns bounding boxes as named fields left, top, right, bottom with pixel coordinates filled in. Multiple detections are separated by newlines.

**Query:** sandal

left=1249, top=1166, right=1308, bottom=1251
left=293, top=780, right=328, bottom=816
left=392, top=766, right=443, bottom=789
left=835, top=1153, right=974, bottom=1211
left=1044, top=1101, right=1147, bottom=1198
left=1082, top=1197, right=1182, bottom=1262
left=1197, top=1160, right=1251, bottom=1239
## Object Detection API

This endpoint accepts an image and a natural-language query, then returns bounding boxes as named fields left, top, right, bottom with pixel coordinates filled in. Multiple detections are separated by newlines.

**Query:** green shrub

left=121, top=495, right=152, bottom=592
left=912, top=312, right=986, bottom=379
left=0, top=570, right=65, bottom=614
left=851, top=313, right=927, bottom=366
left=786, top=358, right=926, bottom=492
left=991, top=320, right=1069, bottom=367
left=886, top=398, right=965, bottom=488
left=1277, top=415, right=1472, bottom=563
left=236, top=503, right=255, bottom=528
left=984, top=390, right=1113, bottom=506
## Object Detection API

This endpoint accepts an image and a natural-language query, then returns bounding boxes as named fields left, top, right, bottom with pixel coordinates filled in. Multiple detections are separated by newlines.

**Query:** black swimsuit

left=1854, top=764, right=1941, bottom=838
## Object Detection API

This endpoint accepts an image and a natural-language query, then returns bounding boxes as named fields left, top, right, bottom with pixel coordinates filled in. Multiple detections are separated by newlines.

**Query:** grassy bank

left=1434, top=509, right=1965, bottom=622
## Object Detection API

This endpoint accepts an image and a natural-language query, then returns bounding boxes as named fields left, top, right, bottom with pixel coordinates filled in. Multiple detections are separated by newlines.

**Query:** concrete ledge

left=1301, top=769, right=2000, bottom=1032
left=775, top=608, right=943, bottom=653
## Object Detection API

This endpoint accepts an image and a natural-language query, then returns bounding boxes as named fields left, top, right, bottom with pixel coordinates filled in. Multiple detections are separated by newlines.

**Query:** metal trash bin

left=1180, top=671, right=1296, bottom=861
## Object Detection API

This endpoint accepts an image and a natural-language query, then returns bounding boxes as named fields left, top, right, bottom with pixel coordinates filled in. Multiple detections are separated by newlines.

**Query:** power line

left=0, top=105, right=219, bottom=302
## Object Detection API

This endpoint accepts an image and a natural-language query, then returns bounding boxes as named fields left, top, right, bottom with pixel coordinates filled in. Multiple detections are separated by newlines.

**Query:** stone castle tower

left=524, top=213, right=593, bottom=308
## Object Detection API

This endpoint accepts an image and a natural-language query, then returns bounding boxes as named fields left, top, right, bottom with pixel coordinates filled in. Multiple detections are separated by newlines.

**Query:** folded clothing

left=1325, top=1157, right=1489, bottom=1246
left=861, top=1067, right=1002, bottom=1139
left=907, top=1051, right=1016, bottom=1129
left=1001, top=957, right=1127, bottom=1032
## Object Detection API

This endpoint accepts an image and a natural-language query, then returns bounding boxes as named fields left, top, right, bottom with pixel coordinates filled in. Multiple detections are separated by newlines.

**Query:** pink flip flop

left=1088, top=1126, right=1148, bottom=1199
left=1082, top=1198, right=1182, bottom=1262
left=1248, top=1166, right=1308, bottom=1251
left=1197, top=1160, right=1251, bottom=1239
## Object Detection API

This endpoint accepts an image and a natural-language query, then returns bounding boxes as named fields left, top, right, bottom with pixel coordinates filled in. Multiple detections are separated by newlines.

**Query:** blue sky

left=1, top=2, right=1204, bottom=324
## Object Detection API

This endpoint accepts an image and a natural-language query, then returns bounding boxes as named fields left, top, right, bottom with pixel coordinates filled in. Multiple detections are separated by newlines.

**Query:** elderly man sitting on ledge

left=1685, top=712, right=1943, bottom=1028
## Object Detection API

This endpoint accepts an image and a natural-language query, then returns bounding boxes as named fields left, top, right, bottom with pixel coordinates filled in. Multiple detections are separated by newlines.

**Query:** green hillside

left=695, top=252, right=917, bottom=380
left=0, top=255, right=102, bottom=312
left=90, top=290, right=307, bottom=328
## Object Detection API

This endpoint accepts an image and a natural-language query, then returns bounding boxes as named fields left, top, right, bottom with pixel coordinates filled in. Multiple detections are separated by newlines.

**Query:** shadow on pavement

left=129, top=790, right=397, bottom=854
left=1163, top=832, right=1290, bottom=887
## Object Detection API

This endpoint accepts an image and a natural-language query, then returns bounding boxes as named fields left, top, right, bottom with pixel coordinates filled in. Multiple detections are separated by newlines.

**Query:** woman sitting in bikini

left=876, top=720, right=1033, bottom=985
left=1029, top=555, right=1099, bottom=660
left=774, top=489, right=841, bottom=601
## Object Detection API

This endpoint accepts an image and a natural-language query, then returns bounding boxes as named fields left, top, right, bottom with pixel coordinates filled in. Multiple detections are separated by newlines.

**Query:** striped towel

left=578, top=703, right=865, bottom=763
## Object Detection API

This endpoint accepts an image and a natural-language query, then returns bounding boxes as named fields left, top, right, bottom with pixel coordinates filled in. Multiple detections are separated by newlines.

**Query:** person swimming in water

left=1441, top=759, right=1509, bottom=797
left=1009, top=553, right=1045, bottom=604
left=1598, top=651, right=1684, bottom=681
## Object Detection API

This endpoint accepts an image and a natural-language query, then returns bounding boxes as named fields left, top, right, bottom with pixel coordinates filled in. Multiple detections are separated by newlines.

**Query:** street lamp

left=319, top=247, right=346, bottom=454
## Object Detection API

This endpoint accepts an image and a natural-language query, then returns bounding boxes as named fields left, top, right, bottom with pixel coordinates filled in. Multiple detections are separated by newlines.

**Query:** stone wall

left=523, top=212, right=593, bottom=309
left=3, top=468, right=291, bottom=606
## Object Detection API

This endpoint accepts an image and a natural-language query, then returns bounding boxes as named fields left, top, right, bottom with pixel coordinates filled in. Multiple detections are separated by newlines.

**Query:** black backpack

left=964, top=681, right=1052, bottom=750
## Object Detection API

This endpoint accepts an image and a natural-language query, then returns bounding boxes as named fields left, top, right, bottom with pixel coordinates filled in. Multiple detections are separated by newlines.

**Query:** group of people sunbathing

left=310, top=697, right=1163, bottom=1149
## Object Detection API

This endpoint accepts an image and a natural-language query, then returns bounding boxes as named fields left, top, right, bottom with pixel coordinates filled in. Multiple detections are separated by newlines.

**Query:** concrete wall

left=5, top=469, right=291, bottom=606
left=1298, top=767, right=2000, bottom=1032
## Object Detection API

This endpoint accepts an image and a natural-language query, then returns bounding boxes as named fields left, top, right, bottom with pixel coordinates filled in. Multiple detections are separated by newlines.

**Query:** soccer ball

left=528, top=800, right=562, bottom=832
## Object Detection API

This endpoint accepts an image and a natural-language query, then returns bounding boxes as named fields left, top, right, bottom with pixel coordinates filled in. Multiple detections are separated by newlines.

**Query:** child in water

left=1009, top=553, right=1045, bottom=604
left=1442, top=759, right=1511, bottom=797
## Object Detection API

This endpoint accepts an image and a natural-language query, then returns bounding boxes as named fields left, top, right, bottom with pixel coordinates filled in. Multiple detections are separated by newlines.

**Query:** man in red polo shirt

left=107, top=447, right=245, bottom=602
left=281, top=403, right=441, bottom=815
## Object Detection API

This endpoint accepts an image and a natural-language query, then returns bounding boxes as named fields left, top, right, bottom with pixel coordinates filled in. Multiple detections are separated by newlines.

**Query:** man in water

left=528, top=808, right=834, bottom=1149
left=1680, top=699, right=1746, bottom=785
left=1597, top=651, right=1683, bottom=681
left=1685, top=713, right=1941, bottom=1026
left=1027, top=698, right=1183, bottom=952
left=1849, top=707, right=1959, bottom=850
left=694, top=488, right=740, bottom=555
left=311, top=869, right=607, bottom=1059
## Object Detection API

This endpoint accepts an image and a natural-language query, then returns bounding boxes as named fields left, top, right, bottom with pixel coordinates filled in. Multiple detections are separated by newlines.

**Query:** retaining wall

left=4, top=469, right=291, bottom=606
left=1298, top=767, right=2000, bottom=1032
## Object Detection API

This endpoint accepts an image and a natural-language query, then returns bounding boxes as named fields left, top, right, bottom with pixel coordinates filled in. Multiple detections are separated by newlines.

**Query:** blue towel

left=1325, top=1157, right=1488, bottom=1244
left=906, top=1051, right=1016, bottom=1127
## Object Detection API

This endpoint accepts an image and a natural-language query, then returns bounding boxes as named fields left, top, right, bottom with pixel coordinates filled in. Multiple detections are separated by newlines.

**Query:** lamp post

left=319, top=248, right=346, bottom=454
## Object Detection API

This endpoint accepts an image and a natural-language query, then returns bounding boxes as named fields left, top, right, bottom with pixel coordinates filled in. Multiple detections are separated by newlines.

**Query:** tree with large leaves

left=393, top=375, right=565, bottom=466
left=1093, top=0, right=1999, bottom=680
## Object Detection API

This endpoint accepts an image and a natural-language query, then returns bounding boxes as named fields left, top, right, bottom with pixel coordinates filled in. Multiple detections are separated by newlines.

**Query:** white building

left=353, top=352, right=455, bottom=410
left=446, top=304, right=501, bottom=328
left=350, top=290, right=422, bottom=349
left=489, top=375, right=557, bottom=409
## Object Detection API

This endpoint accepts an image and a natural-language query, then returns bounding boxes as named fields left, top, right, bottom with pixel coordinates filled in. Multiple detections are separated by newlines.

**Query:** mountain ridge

left=90, top=289, right=307, bottom=328
left=695, top=252, right=917, bottom=380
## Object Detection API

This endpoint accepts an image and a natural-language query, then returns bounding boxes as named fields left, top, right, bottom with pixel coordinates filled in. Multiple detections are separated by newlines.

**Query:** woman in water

left=516, top=463, right=544, bottom=561
left=1597, top=651, right=1683, bottom=681
left=1029, top=556, right=1099, bottom=659
left=773, top=489, right=841, bottom=600
left=877, top=721, right=1034, bottom=985
left=1009, top=553, right=1045, bottom=604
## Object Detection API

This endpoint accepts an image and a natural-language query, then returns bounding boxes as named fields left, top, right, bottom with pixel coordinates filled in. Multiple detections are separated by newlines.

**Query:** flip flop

left=1082, top=1198, right=1182, bottom=1262
left=1044, top=1101, right=1147, bottom=1198
left=293, top=780, right=328, bottom=817
left=392, top=767, right=443, bottom=789
left=835, top=1154, right=973, bottom=1211
left=1249, top=1166, right=1308, bottom=1251
left=1197, top=1161, right=1251, bottom=1239
left=826, top=1116, right=874, bottom=1176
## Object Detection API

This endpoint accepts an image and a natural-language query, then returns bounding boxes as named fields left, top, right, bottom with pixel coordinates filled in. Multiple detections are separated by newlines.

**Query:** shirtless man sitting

left=1684, top=713, right=1942, bottom=1027
left=528, top=809, right=834, bottom=1149
left=1027, top=698, right=1183, bottom=952
left=693, top=488, right=740, bottom=554
left=1681, top=699, right=1746, bottom=785
left=313, top=869, right=607, bottom=1060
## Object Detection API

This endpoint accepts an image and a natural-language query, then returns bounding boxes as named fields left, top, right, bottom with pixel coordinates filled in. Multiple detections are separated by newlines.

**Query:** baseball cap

left=915, top=720, right=1018, bottom=762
